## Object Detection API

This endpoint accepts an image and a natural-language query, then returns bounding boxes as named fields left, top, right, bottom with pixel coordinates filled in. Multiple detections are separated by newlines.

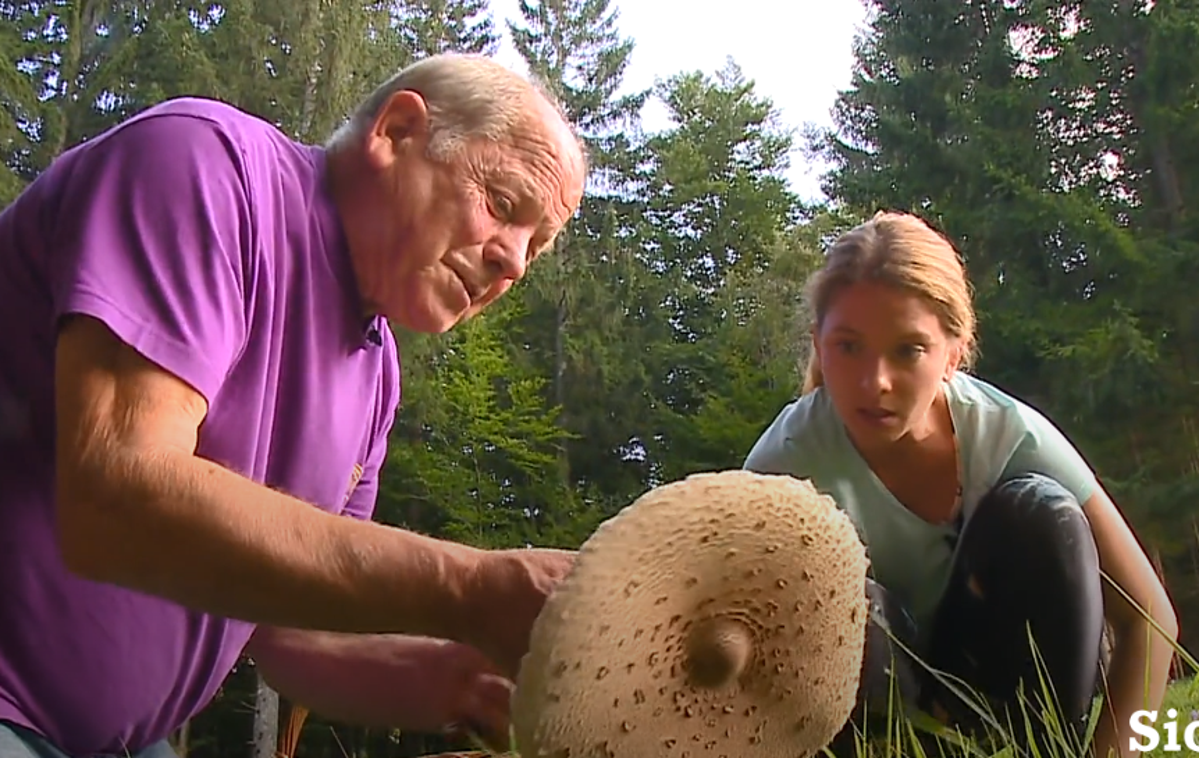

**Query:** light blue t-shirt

left=743, top=371, right=1098, bottom=646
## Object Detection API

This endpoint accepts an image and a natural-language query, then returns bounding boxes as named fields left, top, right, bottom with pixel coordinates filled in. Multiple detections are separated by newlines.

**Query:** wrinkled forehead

left=503, top=116, right=584, bottom=236
left=515, top=115, right=584, bottom=188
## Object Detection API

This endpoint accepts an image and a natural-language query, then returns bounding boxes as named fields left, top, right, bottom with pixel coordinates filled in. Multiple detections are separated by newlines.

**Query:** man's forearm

left=58, top=446, right=482, bottom=638
left=246, top=627, right=468, bottom=729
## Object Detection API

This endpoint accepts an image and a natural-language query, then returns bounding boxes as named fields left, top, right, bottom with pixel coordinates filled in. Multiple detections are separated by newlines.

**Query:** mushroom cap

left=511, top=470, right=870, bottom=758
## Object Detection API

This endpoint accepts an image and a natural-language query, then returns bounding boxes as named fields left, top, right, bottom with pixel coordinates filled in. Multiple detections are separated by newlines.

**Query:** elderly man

left=0, top=54, right=586, bottom=757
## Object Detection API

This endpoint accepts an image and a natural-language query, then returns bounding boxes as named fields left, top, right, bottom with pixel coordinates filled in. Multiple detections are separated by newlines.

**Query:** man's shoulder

left=21, top=99, right=276, bottom=222
left=131, top=96, right=261, bottom=123
left=59, top=98, right=308, bottom=195
left=99, top=98, right=335, bottom=271
left=120, top=97, right=290, bottom=149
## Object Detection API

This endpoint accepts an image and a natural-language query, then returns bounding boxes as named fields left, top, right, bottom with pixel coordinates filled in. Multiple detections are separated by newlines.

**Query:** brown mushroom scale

left=511, top=470, right=871, bottom=758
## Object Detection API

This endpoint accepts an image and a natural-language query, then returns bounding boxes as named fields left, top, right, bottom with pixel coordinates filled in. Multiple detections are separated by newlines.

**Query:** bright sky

left=489, top=0, right=870, bottom=203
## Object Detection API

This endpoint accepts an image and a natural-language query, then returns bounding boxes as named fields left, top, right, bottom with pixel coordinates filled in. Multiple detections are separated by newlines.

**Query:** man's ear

left=361, top=90, right=431, bottom=171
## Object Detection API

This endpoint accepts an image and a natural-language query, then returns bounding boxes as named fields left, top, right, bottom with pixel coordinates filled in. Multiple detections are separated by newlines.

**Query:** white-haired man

left=0, top=53, right=586, bottom=757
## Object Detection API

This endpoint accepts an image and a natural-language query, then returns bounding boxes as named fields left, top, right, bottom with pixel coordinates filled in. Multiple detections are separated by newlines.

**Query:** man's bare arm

left=53, top=314, right=481, bottom=638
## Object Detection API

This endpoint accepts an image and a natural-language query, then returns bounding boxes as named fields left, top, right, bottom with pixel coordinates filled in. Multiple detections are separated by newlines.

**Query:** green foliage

left=393, top=0, right=500, bottom=60
left=381, top=303, right=572, bottom=549
left=632, top=61, right=807, bottom=482
left=503, top=0, right=657, bottom=519
left=7, top=0, right=1199, bottom=755
left=508, top=0, right=647, bottom=171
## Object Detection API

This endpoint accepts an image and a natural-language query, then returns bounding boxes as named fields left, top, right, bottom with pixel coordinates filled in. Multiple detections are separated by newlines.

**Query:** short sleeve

left=1002, top=403, right=1100, bottom=505
left=341, top=337, right=401, bottom=522
left=743, top=399, right=810, bottom=478
left=47, top=111, right=252, bottom=404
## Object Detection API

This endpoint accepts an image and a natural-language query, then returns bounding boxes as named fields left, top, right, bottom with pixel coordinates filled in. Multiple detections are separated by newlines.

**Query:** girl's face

left=813, top=280, right=963, bottom=453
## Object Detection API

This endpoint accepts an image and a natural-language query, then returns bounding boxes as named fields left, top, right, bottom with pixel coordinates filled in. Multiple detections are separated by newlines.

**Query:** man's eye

left=491, top=192, right=514, bottom=218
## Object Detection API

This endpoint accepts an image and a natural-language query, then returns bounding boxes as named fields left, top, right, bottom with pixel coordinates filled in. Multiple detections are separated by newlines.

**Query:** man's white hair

left=328, top=53, right=565, bottom=160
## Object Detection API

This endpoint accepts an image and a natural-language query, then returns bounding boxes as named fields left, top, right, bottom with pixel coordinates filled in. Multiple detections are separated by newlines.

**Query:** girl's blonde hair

left=801, top=211, right=978, bottom=394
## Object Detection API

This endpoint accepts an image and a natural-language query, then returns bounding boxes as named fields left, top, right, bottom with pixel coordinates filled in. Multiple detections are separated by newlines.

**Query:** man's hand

left=459, top=547, right=577, bottom=679
left=421, top=642, right=515, bottom=751
left=249, top=629, right=516, bottom=751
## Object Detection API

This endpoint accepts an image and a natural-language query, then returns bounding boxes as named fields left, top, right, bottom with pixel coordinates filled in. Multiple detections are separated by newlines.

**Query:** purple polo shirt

left=0, top=98, right=400, bottom=754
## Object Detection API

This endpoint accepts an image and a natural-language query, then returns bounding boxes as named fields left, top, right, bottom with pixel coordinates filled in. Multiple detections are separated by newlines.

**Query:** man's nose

left=484, top=234, right=531, bottom=282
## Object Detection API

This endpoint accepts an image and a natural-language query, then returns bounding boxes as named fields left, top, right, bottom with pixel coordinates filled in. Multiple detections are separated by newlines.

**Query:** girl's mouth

left=857, top=407, right=899, bottom=426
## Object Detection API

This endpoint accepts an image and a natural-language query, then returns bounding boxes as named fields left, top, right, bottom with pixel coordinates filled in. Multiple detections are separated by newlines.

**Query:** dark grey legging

left=0, top=721, right=177, bottom=758
left=830, top=473, right=1106, bottom=756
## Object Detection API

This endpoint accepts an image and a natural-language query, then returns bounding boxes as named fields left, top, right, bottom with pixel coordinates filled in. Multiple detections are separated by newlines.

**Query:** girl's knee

left=973, top=473, right=1095, bottom=555
left=956, top=473, right=1102, bottom=613
left=982, top=473, right=1079, bottom=520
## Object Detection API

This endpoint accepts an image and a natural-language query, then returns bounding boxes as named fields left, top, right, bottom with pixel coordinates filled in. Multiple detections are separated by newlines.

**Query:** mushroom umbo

left=511, top=470, right=870, bottom=758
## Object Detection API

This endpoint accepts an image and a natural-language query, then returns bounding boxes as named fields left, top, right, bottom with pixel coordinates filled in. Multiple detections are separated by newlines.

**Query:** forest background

left=4, top=0, right=1196, bottom=755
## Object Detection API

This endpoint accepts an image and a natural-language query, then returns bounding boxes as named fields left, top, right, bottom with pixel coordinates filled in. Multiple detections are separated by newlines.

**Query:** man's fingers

left=470, top=673, right=514, bottom=715
left=460, top=674, right=514, bottom=752
left=467, top=720, right=511, bottom=754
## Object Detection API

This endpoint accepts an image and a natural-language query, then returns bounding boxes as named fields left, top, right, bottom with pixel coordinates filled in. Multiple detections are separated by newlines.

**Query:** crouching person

left=743, top=211, right=1178, bottom=758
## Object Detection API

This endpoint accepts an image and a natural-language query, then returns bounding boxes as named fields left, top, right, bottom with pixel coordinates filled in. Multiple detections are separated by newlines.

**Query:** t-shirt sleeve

left=340, top=434, right=387, bottom=523
left=743, top=400, right=810, bottom=478
left=47, top=111, right=252, bottom=405
left=341, top=339, right=401, bottom=522
left=1002, top=402, right=1100, bottom=505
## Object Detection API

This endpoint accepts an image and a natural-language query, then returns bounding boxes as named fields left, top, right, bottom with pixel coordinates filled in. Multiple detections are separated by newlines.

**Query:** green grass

left=814, top=672, right=1199, bottom=758
left=1148, top=676, right=1199, bottom=755
left=447, top=573, right=1197, bottom=758
left=438, top=674, right=1194, bottom=758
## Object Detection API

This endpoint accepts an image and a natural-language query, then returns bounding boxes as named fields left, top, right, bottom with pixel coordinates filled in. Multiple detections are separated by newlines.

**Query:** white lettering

left=1128, top=708, right=1199, bottom=753
left=1166, top=709, right=1183, bottom=751
left=1185, top=721, right=1199, bottom=752
left=1130, top=710, right=1159, bottom=752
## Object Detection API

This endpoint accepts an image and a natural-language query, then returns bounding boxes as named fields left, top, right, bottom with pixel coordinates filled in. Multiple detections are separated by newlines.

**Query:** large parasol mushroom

left=510, top=470, right=870, bottom=758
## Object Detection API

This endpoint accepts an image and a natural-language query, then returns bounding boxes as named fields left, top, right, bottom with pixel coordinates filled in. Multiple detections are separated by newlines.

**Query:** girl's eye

left=896, top=344, right=926, bottom=361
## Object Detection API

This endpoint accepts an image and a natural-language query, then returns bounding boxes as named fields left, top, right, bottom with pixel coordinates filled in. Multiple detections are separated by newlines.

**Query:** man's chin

left=389, top=291, right=500, bottom=334
left=417, top=314, right=467, bottom=334
left=386, top=304, right=466, bottom=335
